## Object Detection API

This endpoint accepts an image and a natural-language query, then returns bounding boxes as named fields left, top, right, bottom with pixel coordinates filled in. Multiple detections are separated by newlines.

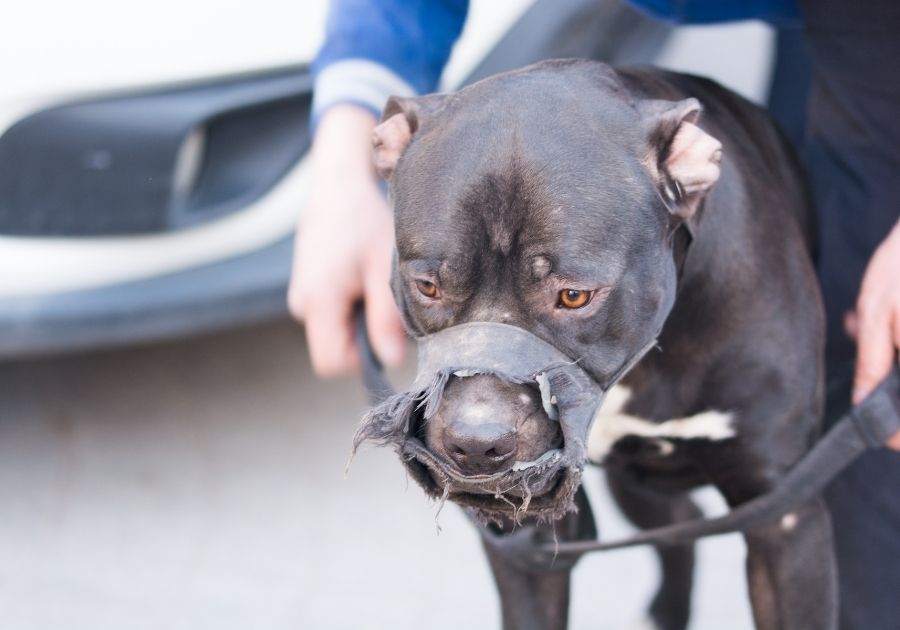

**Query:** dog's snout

left=445, top=421, right=517, bottom=474
left=422, top=374, right=562, bottom=479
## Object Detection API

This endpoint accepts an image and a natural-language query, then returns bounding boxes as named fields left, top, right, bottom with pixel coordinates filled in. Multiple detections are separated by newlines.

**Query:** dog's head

left=363, top=61, right=722, bottom=520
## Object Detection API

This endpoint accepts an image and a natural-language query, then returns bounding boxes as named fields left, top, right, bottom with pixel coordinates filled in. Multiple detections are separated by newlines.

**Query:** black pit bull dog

left=363, top=59, right=834, bottom=630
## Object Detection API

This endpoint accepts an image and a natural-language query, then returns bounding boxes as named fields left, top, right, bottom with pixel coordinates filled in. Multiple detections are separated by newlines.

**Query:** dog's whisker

left=434, top=483, right=451, bottom=534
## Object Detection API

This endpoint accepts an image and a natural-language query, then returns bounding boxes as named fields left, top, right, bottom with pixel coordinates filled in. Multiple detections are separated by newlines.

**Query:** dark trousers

left=774, top=2, right=900, bottom=628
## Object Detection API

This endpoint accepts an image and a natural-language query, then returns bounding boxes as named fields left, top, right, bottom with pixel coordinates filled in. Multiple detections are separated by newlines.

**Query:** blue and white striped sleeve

left=311, top=0, right=469, bottom=126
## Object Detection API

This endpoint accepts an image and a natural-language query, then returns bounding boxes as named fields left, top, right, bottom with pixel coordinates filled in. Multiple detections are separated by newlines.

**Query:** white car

left=0, top=0, right=773, bottom=358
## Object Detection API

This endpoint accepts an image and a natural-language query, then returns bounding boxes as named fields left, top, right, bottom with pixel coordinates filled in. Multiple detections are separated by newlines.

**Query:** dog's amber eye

left=416, top=279, right=440, bottom=299
left=558, top=289, right=591, bottom=309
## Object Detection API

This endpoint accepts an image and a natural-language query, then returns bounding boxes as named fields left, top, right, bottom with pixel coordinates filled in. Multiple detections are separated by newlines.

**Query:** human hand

left=845, top=218, right=900, bottom=450
left=289, top=105, right=406, bottom=377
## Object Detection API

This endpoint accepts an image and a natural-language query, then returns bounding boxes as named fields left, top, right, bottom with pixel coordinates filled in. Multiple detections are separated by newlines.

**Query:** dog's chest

left=586, top=384, right=736, bottom=465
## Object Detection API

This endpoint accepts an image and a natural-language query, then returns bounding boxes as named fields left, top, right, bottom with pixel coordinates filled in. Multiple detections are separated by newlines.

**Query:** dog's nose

left=444, top=421, right=517, bottom=475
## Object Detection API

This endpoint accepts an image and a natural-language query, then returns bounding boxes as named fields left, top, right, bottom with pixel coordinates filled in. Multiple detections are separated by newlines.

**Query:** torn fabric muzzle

left=353, top=322, right=657, bottom=522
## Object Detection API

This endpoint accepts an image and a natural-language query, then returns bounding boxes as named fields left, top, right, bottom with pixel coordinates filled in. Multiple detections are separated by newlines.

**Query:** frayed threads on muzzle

left=351, top=367, right=589, bottom=523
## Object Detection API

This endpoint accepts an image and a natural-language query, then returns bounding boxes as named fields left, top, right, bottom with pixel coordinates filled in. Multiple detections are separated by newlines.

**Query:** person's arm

left=290, top=0, right=468, bottom=377
left=848, top=217, right=900, bottom=449
left=311, top=0, right=469, bottom=122
left=289, top=104, right=399, bottom=376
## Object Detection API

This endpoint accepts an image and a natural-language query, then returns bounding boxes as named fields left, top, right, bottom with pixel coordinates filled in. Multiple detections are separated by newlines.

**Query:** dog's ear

left=641, top=97, right=723, bottom=224
left=373, top=94, right=449, bottom=179
left=372, top=96, right=419, bottom=180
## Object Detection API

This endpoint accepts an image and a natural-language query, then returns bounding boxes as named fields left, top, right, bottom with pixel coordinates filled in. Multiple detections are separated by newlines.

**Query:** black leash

left=354, top=308, right=395, bottom=407
left=493, top=367, right=900, bottom=569
left=354, top=308, right=900, bottom=568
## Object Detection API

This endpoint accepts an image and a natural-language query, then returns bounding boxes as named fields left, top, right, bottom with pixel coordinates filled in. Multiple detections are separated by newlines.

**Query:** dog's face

left=372, top=61, right=721, bottom=510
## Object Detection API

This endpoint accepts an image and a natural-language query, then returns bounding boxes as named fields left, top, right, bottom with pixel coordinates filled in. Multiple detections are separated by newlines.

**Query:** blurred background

left=0, top=1, right=780, bottom=627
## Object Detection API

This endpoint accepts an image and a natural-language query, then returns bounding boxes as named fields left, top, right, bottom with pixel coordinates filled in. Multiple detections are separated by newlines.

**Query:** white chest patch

left=587, top=385, right=736, bottom=463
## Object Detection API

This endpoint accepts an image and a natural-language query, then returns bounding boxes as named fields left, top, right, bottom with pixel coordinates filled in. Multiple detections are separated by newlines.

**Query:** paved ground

left=0, top=320, right=754, bottom=629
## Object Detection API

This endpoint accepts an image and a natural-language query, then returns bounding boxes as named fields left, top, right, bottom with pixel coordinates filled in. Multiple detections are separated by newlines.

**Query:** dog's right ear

left=372, top=96, right=420, bottom=180
left=372, top=94, right=448, bottom=180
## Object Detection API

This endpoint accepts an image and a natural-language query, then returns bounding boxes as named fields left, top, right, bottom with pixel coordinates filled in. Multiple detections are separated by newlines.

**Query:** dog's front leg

left=606, top=468, right=701, bottom=630
left=482, top=540, right=570, bottom=630
left=703, top=440, right=838, bottom=630
left=476, top=487, right=596, bottom=630
left=741, top=496, right=837, bottom=630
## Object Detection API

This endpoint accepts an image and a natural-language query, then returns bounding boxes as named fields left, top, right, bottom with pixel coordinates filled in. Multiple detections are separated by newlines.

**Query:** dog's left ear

left=641, top=97, right=723, bottom=225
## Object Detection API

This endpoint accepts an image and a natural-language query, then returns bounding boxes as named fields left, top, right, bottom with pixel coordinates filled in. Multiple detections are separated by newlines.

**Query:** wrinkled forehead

left=391, top=123, right=666, bottom=267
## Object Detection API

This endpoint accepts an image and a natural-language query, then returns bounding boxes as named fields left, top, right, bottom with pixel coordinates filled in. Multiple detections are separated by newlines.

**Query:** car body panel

left=0, top=0, right=772, bottom=359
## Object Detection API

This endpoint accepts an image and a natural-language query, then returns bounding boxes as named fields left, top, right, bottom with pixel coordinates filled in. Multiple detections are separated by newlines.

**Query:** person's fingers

left=887, top=429, right=900, bottom=451
left=287, top=229, right=308, bottom=321
left=363, top=244, right=406, bottom=368
left=852, top=296, right=894, bottom=404
left=843, top=310, right=858, bottom=341
left=304, top=293, right=360, bottom=377
left=287, top=286, right=305, bottom=321
left=894, top=307, right=900, bottom=357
